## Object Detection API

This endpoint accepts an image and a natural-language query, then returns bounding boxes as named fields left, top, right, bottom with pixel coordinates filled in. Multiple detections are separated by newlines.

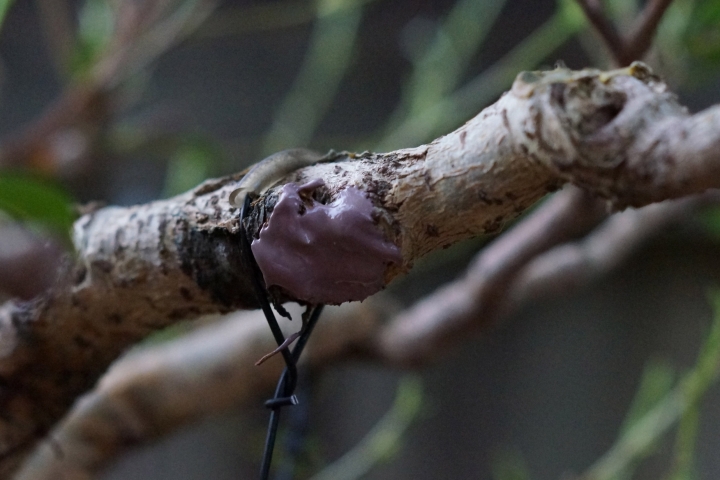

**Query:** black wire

left=240, top=195, right=295, bottom=372
left=276, top=369, right=314, bottom=480
left=240, top=194, right=324, bottom=480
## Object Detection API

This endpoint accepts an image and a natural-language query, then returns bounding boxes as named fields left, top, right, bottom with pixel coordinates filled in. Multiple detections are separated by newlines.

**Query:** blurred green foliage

left=620, top=361, right=677, bottom=439
left=684, top=0, right=720, bottom=83
left=490, top=450, right=531, bottom=480
left=163, top=137, right=221, bottom=197
left=309, top=375, right=423, bottom=480
left=0, top=0, right=13, bottom=29
left=0, top=173, right=75, bottom=240
left=583, top=289, right=720, bottom=480
left=71, top=0, right=115, bottom=77
left=698, top=206, right=720, bottom=237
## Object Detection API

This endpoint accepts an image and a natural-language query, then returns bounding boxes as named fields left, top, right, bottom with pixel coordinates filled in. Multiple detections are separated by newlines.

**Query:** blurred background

left=2, top=0, right=720, bottom=478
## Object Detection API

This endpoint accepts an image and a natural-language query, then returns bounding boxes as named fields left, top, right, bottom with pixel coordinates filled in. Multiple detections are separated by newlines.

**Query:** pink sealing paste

left=251, top=179, right=402, bottom=305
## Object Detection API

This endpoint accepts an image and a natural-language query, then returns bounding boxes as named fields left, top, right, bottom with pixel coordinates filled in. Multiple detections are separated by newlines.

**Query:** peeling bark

left=1, top=63, right=720, bottom=475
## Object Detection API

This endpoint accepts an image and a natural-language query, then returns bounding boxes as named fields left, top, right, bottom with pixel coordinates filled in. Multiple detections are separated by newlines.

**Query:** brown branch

left=575, top=0, right=627, bottom=65
left=625, top=0, right=675, bottom=62
left=15, top=191, right=718, bottom=479
left=510, top=192, right=718, bottom=304
left=13, top=299, right=394, bottom=480
left=0, top=225, right=66, bottom=300
left=376, top=186, right=607, bottom=366
left=576, top=0, right=675, bottom=66
left=2, top=63, right=720, bottom=475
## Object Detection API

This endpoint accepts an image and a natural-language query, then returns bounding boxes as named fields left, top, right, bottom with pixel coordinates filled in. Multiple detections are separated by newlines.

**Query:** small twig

left=377, top=186, right=607, bottom=366
left=575, top=0, right=627, bottom=65
left=625, top=0, right=675, bottom=62
left=510, top=192, right=720, bottom=305
left=34, top=0, right=75, bottom=77
left=576, top=0, right=676, bottom=66
left=0, top=0, right=217, bottom=173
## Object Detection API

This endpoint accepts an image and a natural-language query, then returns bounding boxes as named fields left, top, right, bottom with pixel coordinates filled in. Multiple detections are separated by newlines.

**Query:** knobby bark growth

left=2, top=63, right=720, bottom=477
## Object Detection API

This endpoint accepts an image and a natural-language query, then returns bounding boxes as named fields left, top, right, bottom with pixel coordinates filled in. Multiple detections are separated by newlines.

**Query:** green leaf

left=0, top=173, right=76, bottom=238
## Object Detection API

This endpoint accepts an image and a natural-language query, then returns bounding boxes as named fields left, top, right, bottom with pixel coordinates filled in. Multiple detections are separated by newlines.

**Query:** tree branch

left=376, top=186, right=607, bottom=365
left=576, top=0, right=675, bottom=66
left=575, top=0, right=627, bottom=64
left=0, top=225, right=65, bottom=300
left=15, top=190, right=716, bottom=479
left=510, top=192, right=719, bottom=304
left=13, top=299, right=393, bottom=480
left=625, top=0, right=675, bottom=63
left=1, top=63, right=720, bottom=475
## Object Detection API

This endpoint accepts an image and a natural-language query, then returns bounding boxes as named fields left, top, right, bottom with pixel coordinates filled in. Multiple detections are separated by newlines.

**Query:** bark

left=1, top=63, right=719, bottom=476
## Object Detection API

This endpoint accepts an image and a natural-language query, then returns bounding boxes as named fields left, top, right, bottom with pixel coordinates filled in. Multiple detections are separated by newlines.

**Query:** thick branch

left=16, top=191, right=715, bottom=479
left=1, top=63, right=719, bottom=474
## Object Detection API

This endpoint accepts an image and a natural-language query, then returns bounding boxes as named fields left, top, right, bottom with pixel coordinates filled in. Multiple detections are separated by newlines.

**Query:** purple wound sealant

left=250, top=179, right=402, bottom=305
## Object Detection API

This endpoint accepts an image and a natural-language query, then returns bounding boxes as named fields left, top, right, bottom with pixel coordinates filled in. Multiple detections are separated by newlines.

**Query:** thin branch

left=376, top=186, right=607, bottom=366
left=509, top=192, right=719, bottom=305
left=0, top=0, right=217, bottom=173
left=34, top=0, right=75, bottom=77
left=575, top=0, right=627, bottom=65
left=625, top=0, right=675, bottom=62
left=576, top=0, right=675, bottom=66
